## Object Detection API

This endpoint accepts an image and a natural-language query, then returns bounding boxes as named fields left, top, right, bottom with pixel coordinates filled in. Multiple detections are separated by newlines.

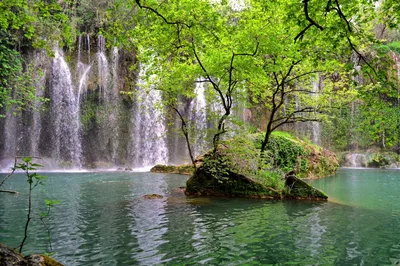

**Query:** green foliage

left=263, top=133, right=308, bottom=172
left=368, top=153, right=390, bottom=168
left=376, top=42, right=400, bottom=54
left=201, top=153, right=232, bottom=182
left=0, top=0, right=74, bottom=115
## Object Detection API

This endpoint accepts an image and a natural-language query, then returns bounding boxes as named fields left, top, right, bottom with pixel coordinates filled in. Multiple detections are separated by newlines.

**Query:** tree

left=106, top=0, right=387, bottom=163
left=0, top=0, right=76, bottom=115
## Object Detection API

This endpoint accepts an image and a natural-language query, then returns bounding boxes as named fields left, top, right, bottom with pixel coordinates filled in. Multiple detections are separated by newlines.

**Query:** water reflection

left=128, top=174, right=169, bottom=265
left=1, top=171, right=400, bottom=265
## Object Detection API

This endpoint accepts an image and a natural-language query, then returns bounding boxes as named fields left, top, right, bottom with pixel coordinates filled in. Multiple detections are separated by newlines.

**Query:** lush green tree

left=0, top=0, right=76, bottom=116
left=107, top=0, right=377, bottom=158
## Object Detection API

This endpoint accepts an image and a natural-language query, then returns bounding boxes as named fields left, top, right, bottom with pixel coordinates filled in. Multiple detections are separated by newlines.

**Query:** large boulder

left=185, top=169, right=281, bottom=198
left=185, top=132, right=329, bottom=200
left=284, top=174, right=328, bottom=200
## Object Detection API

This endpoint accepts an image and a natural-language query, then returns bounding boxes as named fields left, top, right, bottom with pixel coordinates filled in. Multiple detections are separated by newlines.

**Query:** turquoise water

left=1, top=169, right=400, bottom=265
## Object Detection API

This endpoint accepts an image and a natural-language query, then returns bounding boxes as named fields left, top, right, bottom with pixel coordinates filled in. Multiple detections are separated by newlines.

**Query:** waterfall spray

left=50, top=49, right=82, bottom=168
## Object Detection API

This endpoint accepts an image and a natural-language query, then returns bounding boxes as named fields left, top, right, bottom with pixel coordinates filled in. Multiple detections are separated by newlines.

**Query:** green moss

left=186, top=169, right=281, bottom=198
left=284, top=175, right=328, bottom=199
left=368, top=153, right=391, bottom=168
left=185, top=131, right=332, bottom=199
left=150, top=164, right=194, bottom=175
left=42, top=255, right=63, bottom=266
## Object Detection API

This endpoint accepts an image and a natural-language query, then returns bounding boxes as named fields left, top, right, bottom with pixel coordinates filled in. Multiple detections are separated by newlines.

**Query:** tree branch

left=347, top=36, right=379, bottom=78
left=135, top=0, right=191, bottom=28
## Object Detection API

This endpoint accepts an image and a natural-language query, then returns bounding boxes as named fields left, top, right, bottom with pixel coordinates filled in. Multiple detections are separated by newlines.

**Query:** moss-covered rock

left=150, top=164, right=194, bottom=175
left=263, top=132, right=339, bottom=179
left=185, top=168, right=327, bottom=200
left=185, top=169, right=281, bottom=198
left=284, top=174, right=328, bottom=200
left=339, top=151, right=400, bottom=168
left=185, top=132, right=330, bottom=200
left=0, top=243, right=63, bottom=266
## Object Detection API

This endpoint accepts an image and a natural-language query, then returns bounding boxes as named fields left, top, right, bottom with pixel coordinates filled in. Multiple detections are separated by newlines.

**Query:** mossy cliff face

left=185, top=132, right=330, bottom=200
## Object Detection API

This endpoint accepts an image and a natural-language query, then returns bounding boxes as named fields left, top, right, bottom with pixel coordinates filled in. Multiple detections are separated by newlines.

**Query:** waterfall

left=130, top=66, right=168, bottom=168
left=311, top=76, right=321, bottom=145
left=50, top=49, right=82, bottom=168
left=2, top=111, right=17, bottom=158
left=78, top=35, right=82, bottom=63
left=77, top=33, right=92, bottom=101
left=87, top=34, right=91, bottom=64
left=0, top=37, right=204, bottom=170
left=189, top=81, right=208, bottom=157
left=77, top=63, right=91, bottom=102
left=110, top=46, right=120, bottom=162
left=345, top=153, right=367, bottom=167
left=30, top=52, right=47, bottom=156
left=97, top=35, right=109, bottom=103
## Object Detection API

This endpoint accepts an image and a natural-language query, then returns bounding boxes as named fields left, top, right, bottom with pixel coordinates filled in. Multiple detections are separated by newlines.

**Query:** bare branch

left=172, top=106, right=196, bottom=168
left=294, top=23, right=312, bottom=43
left=295, top=0, right=324, bottom=41
left=346, top=36, right=379, bottom=78
left=285, top=70, right=322, bottom=84
left=334, top=0, right=352, bottom=32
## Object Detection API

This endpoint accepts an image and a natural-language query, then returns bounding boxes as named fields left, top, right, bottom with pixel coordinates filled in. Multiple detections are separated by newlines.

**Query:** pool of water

left=1, top=169, right=400, bottom=265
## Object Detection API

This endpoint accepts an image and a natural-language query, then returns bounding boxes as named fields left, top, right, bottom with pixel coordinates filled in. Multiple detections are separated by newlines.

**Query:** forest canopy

left=0, top=0, right=399, bottom=152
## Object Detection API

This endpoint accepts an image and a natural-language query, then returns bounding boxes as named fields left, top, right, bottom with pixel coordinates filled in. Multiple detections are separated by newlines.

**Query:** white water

left=0, top=35, right=206, bottom=170
left=50, top=49, right=82, bottom=168
left=189, top=81, right=208, bottom=157
left=97, top=35, right=110, bottom=103
left=31, top=51, right=46, bottom=156
left=110, top=47, right=120, bottom=162
left=130, top=65, right=168, bottom=167
left=311, top=76, right=321, bottom=145
left=344, top=153, right=368, bottom=168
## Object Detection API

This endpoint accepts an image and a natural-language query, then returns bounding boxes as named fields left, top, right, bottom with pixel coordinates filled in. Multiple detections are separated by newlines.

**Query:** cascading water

left=188, top=81, right=208, bottom=157
left=76, top=34, right=91, bottom=101
left=344, top=153, right=368, bottom=167
left=110, top=46, right=120, bottom=162
left=92, top=35, right=121, bottom=164
left=2, top=110, right=17, bottom=159
left=130, top=66, right=168, bottom=168
left=50, top=49, right=82, bottom=168
left=311, top=76, right=321, bottom=145
left=30, top=51, right=47, bottom=156
left=349, top=53, right=363, bottom=148
left=0, top=35, right=213, bottom=170
left=97, top=35, right=109, bottom=103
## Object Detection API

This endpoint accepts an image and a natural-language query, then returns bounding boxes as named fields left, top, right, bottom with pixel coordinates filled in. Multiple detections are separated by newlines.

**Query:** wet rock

left=284, top=174, right=327, bottom=200
left=143, top=194, right=163, bottom=199
left=185, top=168, right=281, bottom=199
left=150, top=164, right=194, bottom=175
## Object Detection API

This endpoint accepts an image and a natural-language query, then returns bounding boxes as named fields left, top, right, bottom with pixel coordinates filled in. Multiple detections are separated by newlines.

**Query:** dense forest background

left=1, top=0, right=400, bottom=165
